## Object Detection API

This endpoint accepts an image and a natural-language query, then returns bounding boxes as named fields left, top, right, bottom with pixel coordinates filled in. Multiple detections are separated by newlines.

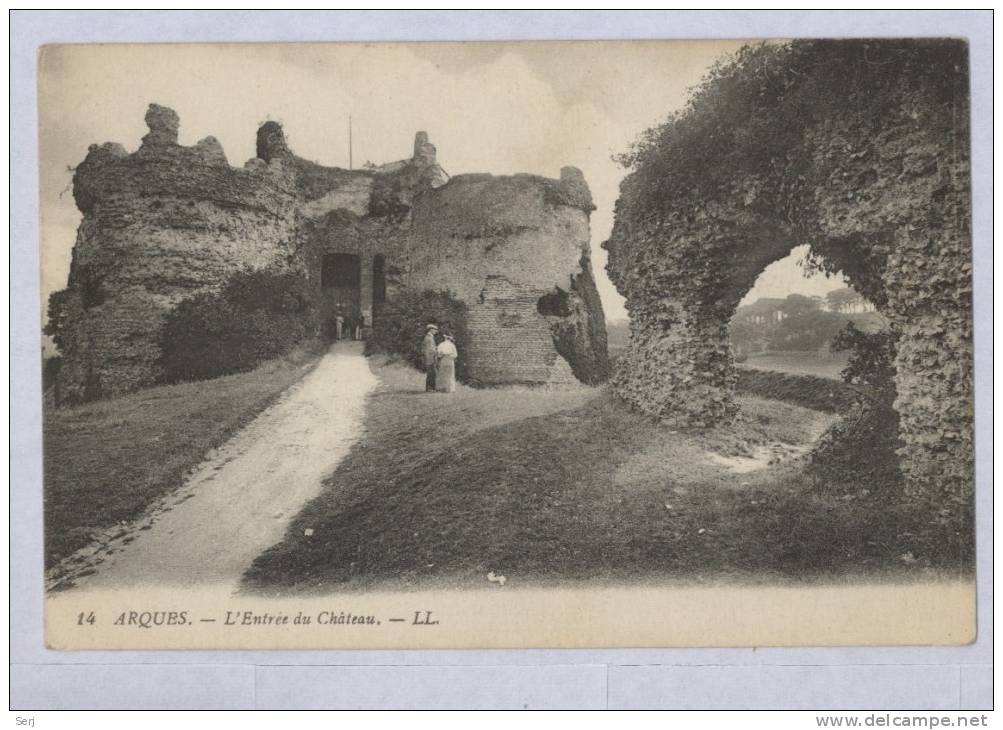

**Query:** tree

left=826, top=287, right=863, bottom=313
left=769, top=308, right=848, bottom=351
left=779, top=293, right=821, bottom=317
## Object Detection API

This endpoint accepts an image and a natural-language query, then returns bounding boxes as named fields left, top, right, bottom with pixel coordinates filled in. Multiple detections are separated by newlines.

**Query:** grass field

left=243, top=357, right=970, bottom=594
left=43, top=342, right=326, bottom=567
left=738, top=351, right=849, bottom=380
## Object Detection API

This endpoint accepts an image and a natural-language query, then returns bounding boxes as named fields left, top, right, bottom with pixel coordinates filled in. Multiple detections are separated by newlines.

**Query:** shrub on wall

left=831, top=322, right=897, bottom=391
left=367, top=289, right=471, bottom=383
left=604, top=39, right=973, bottom=498
left=811, top=322, right=902, bottom=491
left=159, top=269, right=315, bottom=383
left=43, top=288, right=74, bottom=355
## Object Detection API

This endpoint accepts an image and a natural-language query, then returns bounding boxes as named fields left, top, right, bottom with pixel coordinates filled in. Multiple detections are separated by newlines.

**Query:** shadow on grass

left=242, top=361, right=973, bottom=594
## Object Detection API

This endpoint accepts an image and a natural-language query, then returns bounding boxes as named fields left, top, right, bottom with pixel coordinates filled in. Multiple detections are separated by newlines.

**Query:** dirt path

left=52, top=341, right=379, bottom=592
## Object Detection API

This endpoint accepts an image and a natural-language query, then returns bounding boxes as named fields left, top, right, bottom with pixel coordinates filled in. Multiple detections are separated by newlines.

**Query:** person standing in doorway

left=423, top=324, right=438, bottom=392
left=436, top=332, right=458, bottom=393
left=334, top=308, right=345, bottom=341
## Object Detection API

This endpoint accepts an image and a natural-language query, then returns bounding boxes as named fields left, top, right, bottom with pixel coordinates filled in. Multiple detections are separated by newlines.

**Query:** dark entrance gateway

left=321, top=253, right=361, bottom=339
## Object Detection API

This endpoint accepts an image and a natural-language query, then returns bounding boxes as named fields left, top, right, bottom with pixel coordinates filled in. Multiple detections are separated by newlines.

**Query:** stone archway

left=320, top=252, right=362, bottom=337
left=603, top=39, right=973, bottom=499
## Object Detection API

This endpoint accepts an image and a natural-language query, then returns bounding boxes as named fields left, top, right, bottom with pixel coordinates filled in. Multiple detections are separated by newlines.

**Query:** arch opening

left=320, top=253, right=361, bottom=339
left=729, top=246, right=885, bottom=378
left=602, top=40, right=972, bottom=498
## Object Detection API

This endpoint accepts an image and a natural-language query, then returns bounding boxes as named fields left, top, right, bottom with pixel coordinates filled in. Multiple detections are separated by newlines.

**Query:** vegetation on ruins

left=52, top=105, right=606, bottom=404
left=831, top=322, right=898, bottom=391
left=159, top=269, right=316, bottom=383
left=366, top=289, right=471, bottom=383
left=811, top=331, right=904, bottom=495
left=605, top=39, right=972, bottom=502
left=43, top=42, right=975, bottom=590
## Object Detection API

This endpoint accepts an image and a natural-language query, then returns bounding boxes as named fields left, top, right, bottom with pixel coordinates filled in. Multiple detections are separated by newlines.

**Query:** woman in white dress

left=435, top=333, right=458, bottom=393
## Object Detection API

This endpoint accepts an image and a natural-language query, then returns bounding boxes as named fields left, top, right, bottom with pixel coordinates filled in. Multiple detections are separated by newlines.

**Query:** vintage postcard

left=39, top=40, right=975, bottom=650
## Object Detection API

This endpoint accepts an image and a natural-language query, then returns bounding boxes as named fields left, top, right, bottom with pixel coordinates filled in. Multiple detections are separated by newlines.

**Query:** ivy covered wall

left=603, top=39, right=972, bottom=500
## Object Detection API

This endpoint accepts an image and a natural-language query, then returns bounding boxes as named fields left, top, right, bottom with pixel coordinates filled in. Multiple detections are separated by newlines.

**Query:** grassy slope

left=243, top=358, right=971, bottom=594
left=43, top=343, right=326, bottom=567
left=738, top=351, right=850, bottom=380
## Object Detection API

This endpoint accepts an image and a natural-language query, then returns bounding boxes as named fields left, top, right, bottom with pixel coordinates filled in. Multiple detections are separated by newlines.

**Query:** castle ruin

left=51, top=104, right=609, bottom=402
left=603, top=40, right=973, bottom=499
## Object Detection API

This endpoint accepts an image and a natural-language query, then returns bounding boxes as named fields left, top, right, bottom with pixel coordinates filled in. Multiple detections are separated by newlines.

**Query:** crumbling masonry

left=603, top=40, right=973, bottom=499
left=52, top=104, right=609, bottom=402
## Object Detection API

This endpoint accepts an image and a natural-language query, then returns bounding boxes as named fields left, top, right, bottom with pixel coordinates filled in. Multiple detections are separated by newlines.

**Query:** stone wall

left=409, top=167, right=609, bottom=385
left=51, top=104, right=608, bottom=402
left=603, top=40, right=972, bottom=499
left=53, top=105, right=302, bottom=402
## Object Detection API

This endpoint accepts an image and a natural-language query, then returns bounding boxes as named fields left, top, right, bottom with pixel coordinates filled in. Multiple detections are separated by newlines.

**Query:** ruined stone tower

left=50, top=104, right=609, bottom=403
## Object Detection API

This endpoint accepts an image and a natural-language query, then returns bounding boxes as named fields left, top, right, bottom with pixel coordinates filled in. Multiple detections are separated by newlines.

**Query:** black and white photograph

left=35, top=36, right=976, bottom=651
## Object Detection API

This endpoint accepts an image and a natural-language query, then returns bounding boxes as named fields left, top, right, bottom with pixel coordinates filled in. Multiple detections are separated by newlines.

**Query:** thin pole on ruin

left=348, top=114, right=353, bottom=170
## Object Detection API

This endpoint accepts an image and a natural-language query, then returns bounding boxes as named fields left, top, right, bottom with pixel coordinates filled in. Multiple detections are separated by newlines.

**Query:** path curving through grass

left=49, top=341, right=377, bottom=592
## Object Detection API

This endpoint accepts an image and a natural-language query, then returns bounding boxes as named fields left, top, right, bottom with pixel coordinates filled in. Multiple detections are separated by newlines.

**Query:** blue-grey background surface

left=10, top=9, right=993, bottom=710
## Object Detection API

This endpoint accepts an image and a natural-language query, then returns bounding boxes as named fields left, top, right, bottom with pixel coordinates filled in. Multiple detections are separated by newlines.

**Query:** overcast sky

left=39, top=41, right=847, bottom=322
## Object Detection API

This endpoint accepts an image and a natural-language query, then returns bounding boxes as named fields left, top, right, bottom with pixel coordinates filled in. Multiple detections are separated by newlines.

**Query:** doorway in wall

left=321, top=253, right=361, bottom=339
